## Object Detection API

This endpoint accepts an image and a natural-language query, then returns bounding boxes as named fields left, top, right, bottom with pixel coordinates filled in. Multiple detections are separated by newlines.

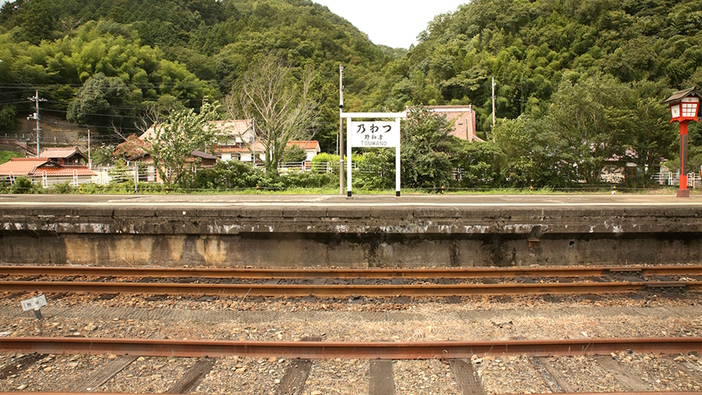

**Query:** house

left=425, top=105, right=483, bottom=142
left=286, top=140, right=321, bottom=162
left=216, top=141, right=266, bottom=163
left=113, top=129, right=219, bottom=183
left=139, top=119, right=321, bottom=167
left=211, top=119, right=268, bottom=163
left=210, top=121, right=321, bottom=165
left=0, top=156, right=96, bottom=187
left=140, top=119, right=261, bottom=163
left=131, top=149, right=218, bottom=184
left=39, top=146, right=89, bottom=166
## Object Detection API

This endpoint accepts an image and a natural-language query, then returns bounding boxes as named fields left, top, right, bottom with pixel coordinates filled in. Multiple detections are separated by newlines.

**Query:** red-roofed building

left=286, top=140, right=321, bottom=162
left=0, top=156, right=96, bottom=187
left=39, top=147, right=89, bottom=165
left=426, top=105, right=482, bottom=142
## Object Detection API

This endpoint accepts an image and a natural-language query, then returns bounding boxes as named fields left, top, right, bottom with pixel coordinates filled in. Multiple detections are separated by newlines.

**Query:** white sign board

left=350, top=121, right=400, bottom=148
left=342, top=112, right=406, bottom=197
left=21, top=294, right=47, bottom=311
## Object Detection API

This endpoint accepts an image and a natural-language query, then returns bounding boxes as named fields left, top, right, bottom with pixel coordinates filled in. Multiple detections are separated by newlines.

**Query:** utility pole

left=252, top=118, right=256, bottom=166
left=87, top=128, right=92, bottom=169
left=491, top=76, right=496, bottom=128
left=339, top=64, right=344, bottom=195
left=27, top=90, right=46, bottom=157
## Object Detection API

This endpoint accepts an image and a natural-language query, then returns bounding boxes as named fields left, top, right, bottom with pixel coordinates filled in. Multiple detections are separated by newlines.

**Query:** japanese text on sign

left=21, top=294, right=47, bottom=311
left=350, top=121, right=400, bottom=148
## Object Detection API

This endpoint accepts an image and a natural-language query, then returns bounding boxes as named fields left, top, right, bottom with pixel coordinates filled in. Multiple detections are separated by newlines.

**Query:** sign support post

left=394, top=118, right=401, bottom=197
left=346, top=118, right=352, bottom=197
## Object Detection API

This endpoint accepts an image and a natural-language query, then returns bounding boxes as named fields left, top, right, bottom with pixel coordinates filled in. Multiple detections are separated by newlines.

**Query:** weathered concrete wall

left=1, top=205, right=702, bottom=267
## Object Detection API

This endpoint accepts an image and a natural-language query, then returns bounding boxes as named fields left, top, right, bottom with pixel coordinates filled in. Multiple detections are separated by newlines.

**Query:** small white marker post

left=21, top=294, right=47, bottom=320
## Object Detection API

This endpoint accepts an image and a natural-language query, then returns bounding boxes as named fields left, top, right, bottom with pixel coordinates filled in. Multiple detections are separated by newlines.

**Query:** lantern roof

left=663, top=87, right=701, bottom=104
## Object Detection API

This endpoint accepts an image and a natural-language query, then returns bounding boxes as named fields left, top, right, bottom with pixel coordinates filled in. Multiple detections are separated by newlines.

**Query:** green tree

left=353, top=149, right=395, bottom=190
left=15, top=0, right=56, bottom=45
left=400, top=107, right=456, bottom=190
left=144, top=100, right=221, bottom=187
left=281, top=145, right=307, bottom=163
left=493, top=116, right=567, bottom=187
left=544, top=75, right=628, bottom=184
left=453, top=140, right=505, bottom=188
left=611, top=82, right=677, bottom=186
left=90, top=144, right=116, bottom=167
left=67, top=73, right=135, bottom=127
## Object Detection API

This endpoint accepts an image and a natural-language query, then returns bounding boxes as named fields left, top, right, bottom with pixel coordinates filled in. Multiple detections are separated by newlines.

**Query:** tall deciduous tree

left=226, top=54, right=318, bottom=174
left=144, top=100, right=221, bottom=187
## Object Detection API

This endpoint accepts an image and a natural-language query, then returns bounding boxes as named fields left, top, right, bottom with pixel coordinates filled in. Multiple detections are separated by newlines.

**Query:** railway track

left=2, top=337, right=702, bottom=395
left=2, top=336, right=702, bottom=359
left=2, top=264, right=702, bottom=278
left=2, top=279, right=700, bottom=297
left=4, top=393, right=698, bottom=395
left=1, top=264, right=701, bottom=297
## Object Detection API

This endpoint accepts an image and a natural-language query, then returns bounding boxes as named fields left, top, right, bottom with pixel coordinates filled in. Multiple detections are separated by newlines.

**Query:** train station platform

left=1, top=194, right=702, bottom=268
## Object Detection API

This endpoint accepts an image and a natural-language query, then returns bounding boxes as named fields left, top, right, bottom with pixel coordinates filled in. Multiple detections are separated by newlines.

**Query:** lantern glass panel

left=671, top=103, right=681, bottom=119
left=682, top=102, right=697, bottom=117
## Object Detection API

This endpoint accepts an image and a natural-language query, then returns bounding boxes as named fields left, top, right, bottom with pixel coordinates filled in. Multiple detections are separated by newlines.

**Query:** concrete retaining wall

left=1, top=205, right=701, bottom=267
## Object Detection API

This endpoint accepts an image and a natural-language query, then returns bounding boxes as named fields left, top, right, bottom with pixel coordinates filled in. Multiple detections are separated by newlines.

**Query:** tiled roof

left=36, top=166, right=97, bottom=177
left=192, top=150, right=218, bottom=160
left=287, top=140, right=321, bottom=151
left=39, top=147, right=86, bottom=159
left=0, top=158, right=95, bottom=177
left=663, top=87, right=701, bottom=104
left=214, top=142, right=266, bottom=154
left=0, top=158, right=48, bottom=176
left=427, top=105, right=474, bottom=112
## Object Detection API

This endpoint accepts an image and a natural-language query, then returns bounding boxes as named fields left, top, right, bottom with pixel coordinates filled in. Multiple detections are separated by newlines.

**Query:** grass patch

left=0, top=150, right=24, bottom=165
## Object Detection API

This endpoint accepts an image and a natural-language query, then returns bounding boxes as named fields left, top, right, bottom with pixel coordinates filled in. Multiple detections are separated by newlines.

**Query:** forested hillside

left=2, top=0, right=702, bottom=188
left=0, top=0, right=389, bottom=150
left=362, top=0, right=702, bottom=186
left=372, top=0, right=702, bottom=119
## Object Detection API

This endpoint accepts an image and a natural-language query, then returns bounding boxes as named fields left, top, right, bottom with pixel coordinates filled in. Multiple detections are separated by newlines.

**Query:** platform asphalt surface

left=1, top=193, right=702, bottom=209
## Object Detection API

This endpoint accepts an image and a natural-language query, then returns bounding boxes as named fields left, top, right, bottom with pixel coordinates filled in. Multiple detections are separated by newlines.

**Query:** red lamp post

left=663, top=87, right=701, bottom=198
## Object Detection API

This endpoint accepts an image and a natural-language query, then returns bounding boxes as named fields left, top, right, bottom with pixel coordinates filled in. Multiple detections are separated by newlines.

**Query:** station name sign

left=350, top=121, right=400, bottom=148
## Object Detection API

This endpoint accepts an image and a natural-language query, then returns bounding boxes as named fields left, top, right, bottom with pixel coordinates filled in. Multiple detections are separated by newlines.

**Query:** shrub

left=51, top=181, right=76, bottom=194
left=191, top=161, right=268, bottom=190
left=279, top=171, right=335, bottom=189
left=11, top=177, right=42, bottom=194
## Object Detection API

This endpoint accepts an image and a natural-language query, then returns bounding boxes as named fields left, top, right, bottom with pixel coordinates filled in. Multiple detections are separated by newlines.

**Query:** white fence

left=652, top=171, right=701, bottom=188
left=278, top=161, right=355, bottom=173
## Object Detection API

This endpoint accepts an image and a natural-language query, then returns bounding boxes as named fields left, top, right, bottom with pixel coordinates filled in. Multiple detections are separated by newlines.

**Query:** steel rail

left=6, top=391, right=700, bottom=395
left=2, top=280, right=700, bottom=296
left=1, top=337, right=701, bottom=359
left=495, top=393, right=700, bottom=395
left=7, top=393, right=699, bottom=395
left=1, top=265, right=702, bottom=279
